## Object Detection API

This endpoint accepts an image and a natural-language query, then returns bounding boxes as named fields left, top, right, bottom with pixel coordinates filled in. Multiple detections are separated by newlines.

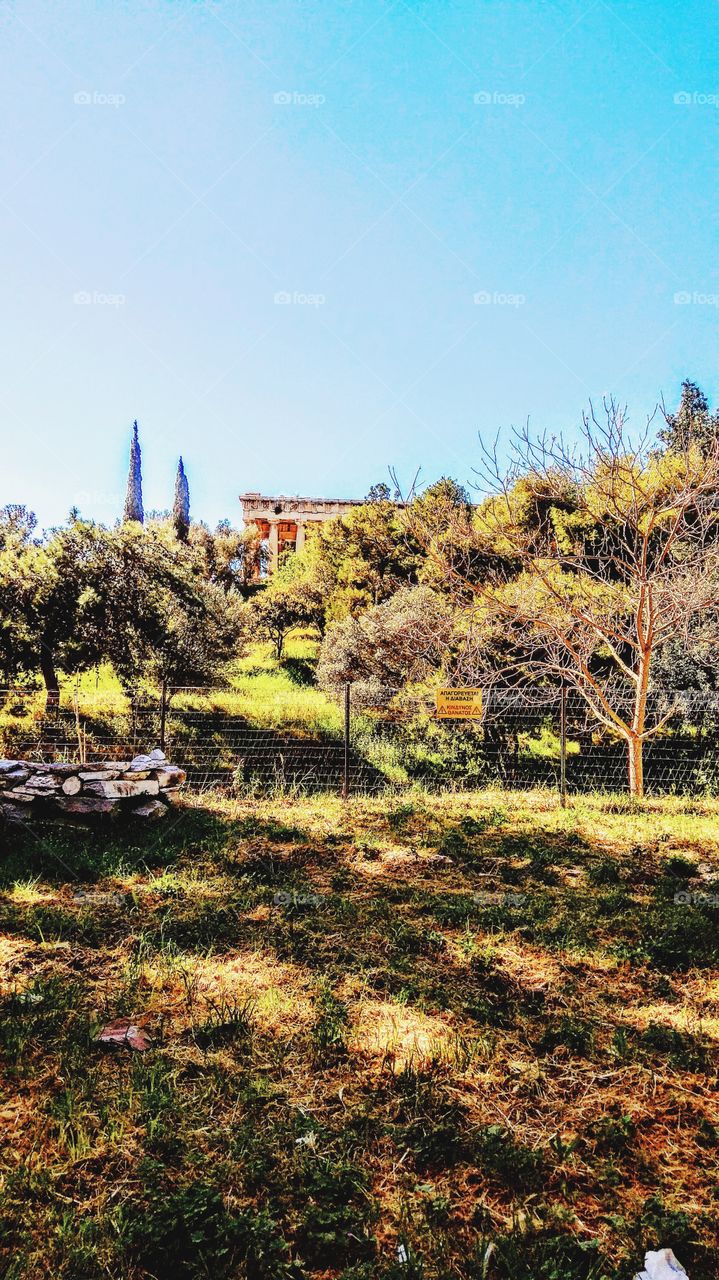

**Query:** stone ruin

left=0, top=749, right=186, bottom=823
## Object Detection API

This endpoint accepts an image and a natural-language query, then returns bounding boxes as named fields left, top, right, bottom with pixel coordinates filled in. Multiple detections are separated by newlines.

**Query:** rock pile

left=0, top=749, right=185, bottom=823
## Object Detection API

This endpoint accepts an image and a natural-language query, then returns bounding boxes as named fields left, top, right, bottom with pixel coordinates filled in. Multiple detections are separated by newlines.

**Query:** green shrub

left=311, top=982, right=349, bottom=1057
left=644, top=904, right=719, bottom=970
left=120, top=1165, right=296, bottom=1279
left=476, top=1231, right=611, bottom=1279
left=293, top=1156, right=374, bottom=1267
left=536, top=1015, right=595, bottom=1057
left=473, top=1124, right=544, bottom=1190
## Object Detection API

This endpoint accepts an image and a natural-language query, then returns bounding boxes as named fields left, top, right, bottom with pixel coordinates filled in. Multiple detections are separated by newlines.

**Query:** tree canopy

left=410, top=400, right=719, bottom=794
left=0, top=515, right=247, bottom=697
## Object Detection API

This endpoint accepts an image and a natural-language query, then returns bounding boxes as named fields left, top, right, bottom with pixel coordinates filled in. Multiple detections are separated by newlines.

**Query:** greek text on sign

left=435, top=688, right=483, bottom=718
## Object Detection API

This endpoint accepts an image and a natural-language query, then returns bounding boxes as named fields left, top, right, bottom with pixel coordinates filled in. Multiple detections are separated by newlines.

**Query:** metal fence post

left=559, top=681, right=567, bottom=807
left=342, top=682, right=350, bottom=799
left=159, top=678, right=168, bottom=753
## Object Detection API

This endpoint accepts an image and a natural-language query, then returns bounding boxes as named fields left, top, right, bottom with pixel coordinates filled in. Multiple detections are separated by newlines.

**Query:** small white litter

left=634, top=1248, right=689, bottom=1280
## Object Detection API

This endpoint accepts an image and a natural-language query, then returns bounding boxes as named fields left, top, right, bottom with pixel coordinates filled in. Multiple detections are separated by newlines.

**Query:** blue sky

left=2, top=0, right=718, bottom=530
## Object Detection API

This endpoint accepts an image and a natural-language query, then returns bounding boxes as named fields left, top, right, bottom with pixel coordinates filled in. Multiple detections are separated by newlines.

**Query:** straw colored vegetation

left=1, top=787, right=719, bottom=1278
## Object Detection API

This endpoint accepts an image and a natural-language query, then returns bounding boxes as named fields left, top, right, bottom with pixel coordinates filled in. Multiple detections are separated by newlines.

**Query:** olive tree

left=317, top=584, right=454, bottom=706
left=1, top=518, right=247, bottom=699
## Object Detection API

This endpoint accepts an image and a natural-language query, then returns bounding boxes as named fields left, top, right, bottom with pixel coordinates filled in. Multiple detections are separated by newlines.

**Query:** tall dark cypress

left=172, top=456, right=190, bottom=541
left=123, top=421, right=144, bottom=524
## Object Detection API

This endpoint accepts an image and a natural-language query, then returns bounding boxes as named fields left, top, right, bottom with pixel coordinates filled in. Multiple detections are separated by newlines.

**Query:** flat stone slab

left=0, top=770, right=31, bottom=787
left=85, top=779, right=160, bottom=798
left=57, top=796, right=116, bottom=814
left=1, top=805, right=31, bottom=823
left=154, top=767, right=187, bottom=787
left=127, top=749, right=167, bottom=771
left=132, top=800, right=167, bottom=820
left=23, top=775, right=62, bottom=792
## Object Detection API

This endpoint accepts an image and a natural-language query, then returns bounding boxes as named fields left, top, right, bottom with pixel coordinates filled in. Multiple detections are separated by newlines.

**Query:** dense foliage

left=0, top=511, right=247, bottom=696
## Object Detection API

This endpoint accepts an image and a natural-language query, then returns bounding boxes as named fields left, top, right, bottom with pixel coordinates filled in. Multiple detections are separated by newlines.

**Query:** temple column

left=251, top=522, right=263, bottom=581
left=268, top=519, right=280, bottom=574
left=295, top=519, right=306, bottom=553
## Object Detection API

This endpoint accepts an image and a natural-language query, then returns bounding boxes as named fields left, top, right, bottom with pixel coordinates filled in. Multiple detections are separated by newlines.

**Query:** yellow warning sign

left=435, top=688, right=483, bottom=719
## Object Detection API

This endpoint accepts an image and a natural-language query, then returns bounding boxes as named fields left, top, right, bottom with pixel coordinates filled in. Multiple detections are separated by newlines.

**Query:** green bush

left=120, top=1165, right=297, bottom=1279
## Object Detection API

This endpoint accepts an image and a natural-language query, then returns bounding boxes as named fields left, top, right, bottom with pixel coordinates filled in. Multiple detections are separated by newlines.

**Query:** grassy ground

left=1, top=788, right=719, bottom=1278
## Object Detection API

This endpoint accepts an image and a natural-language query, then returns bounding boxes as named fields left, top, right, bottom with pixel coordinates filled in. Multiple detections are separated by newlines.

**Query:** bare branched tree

left=411, top=400, right=719, bottom=796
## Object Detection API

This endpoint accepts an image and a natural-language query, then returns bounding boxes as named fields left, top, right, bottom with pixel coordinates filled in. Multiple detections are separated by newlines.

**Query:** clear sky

left=2, top=0, right=718, bottom=531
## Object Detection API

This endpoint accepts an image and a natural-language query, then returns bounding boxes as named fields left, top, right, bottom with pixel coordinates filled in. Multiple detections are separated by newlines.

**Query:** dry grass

left=0, top=786, right=718, bottom=1278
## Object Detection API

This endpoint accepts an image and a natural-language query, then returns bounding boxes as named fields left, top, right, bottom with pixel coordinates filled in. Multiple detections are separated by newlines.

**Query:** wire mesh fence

left=1, top=685, right=719, bottom=798
left=382, top=687, right=719, bottom=797
left=0, top=688, right=380, bottom=794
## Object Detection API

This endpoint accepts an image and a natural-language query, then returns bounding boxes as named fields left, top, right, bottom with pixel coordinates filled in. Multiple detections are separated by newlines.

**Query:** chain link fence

left=1, top=685, right=718, bottom=797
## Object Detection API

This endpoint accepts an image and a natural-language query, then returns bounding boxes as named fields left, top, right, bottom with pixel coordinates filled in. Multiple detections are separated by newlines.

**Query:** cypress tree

left=172, top=456, right=190, bottom=541
left=123, top=421, right=144, bottom=524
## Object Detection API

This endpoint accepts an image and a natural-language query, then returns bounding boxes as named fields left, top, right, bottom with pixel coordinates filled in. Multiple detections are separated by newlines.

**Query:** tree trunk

left=39, top=641, right=60, bottom=708
left=627, top=733, right=644, bottom=798
left=628, top=649, right=651, bottom=799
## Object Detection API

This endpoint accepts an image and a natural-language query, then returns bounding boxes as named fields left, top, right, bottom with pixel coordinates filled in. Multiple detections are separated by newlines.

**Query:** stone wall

left=0, top=749, right=186, bottom=823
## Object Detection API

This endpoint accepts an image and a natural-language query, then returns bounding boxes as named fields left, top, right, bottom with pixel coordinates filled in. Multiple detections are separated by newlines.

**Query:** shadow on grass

left=279, top=656, right=316, bottom=686
left=0, top=804, right=311, bottom=888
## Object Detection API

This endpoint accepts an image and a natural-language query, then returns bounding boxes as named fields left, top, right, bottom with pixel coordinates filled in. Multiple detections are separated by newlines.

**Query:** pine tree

left=660, top=380, right=719, bottom=453
left=172, top=456, right=190, bottom=541
left=123, top=421, right=144, bottom=524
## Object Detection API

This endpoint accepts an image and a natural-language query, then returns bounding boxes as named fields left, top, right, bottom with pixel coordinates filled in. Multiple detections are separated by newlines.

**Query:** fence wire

left=1, top=686, right=719, bottom=797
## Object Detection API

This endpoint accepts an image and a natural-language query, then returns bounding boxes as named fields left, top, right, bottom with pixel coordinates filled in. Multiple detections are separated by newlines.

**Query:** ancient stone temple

left=239, top=492, right=367, bottom=574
